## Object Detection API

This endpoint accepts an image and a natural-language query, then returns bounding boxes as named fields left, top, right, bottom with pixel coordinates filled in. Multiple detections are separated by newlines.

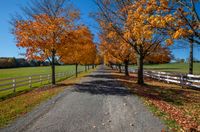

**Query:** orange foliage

left=15, top=14, right=76, bottom=61
left=60, top=26, right=98, bottom=65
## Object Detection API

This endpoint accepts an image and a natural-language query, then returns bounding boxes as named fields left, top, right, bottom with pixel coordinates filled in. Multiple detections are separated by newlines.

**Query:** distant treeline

left=0, top=57, right=53, bottom=68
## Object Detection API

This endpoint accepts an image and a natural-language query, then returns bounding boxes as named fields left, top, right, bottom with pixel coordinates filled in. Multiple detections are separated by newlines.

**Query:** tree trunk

left=137, top=52, right=144, bottom=85
left=87, top=65, right=89, bottom=70
left=85, top=64, right=87, bottom=72
left=118, top=64, right=122, bottom=73
left=110, top=64, right=113, bottom=69
left=124, top=60, right=129, bottom=76
left=75, top=64, right=78, bottom=78
left=189, top=39, right=193, bottom=74
left=51, top=50, right=56, bottom=85
left=92, top=64, right=94, bottom=69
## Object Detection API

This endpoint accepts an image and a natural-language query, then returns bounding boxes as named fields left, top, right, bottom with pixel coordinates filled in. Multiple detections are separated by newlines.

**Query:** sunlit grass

left=131, top=63, right=200, bottom=74
left=0, top=65, right=85, bottom=79
left=0, top=65, right=86, bottom=99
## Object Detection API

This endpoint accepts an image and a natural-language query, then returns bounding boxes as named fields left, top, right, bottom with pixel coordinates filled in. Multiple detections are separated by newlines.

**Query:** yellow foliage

left=165, top=39, right=173, bottom=46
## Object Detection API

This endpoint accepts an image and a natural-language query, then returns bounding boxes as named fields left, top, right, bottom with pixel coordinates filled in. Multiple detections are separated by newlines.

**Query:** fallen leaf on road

left=130, top=123, right=134, bottom=126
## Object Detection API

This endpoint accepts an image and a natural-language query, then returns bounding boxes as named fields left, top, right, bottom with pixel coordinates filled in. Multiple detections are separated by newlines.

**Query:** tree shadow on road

left=73, top=80, right=132, bottom=96
left=72, top=68, right=133, bottom=96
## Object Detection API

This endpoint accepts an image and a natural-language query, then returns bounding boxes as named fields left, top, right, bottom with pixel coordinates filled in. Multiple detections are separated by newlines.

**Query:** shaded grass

left=111, top=71, right=200, bottom=131
left=0, top=87, right=63, bottom=128
left=131, top=63, right=200, bottom=74
left=0, top=68, right=96, bottom=128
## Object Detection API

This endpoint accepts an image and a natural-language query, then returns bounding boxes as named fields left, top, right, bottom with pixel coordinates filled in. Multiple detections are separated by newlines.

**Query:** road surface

left=2, top=65, right=165, bottom=132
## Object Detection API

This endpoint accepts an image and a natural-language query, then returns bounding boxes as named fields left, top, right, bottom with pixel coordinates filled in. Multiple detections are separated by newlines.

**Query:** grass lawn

left=0, top=65, right=86, bottom=99
left=131, top=63, right=200, bottom=74
left=0, top=65, right=85, bottom=79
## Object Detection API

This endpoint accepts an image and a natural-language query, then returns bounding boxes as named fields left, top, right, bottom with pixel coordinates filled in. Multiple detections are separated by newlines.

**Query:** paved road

left=2, top=65, right=165, bottom=132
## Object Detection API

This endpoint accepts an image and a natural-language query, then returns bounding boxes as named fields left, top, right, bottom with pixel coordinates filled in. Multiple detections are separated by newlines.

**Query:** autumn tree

left=13, top=0, right=79, bottom=85
left=99, top=32, right=136, bottom=76
left=144, top=46, right=172, bottom=64
left=173, top=0, right=200, bottom=45
left=166, top=0, right=200, bottom=74
left=100, top=32, right=171, bottom=75
left=95, top=0, right=175, bottom=84
left=60, top=26, right=97, bottom=77
left=94, top=54, right=101, bottom=66
left=81, top=43, right=97, bottom=69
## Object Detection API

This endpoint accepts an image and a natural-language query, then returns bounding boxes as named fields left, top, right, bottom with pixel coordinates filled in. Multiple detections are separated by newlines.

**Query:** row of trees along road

left=12, top=0, right=100, bottom=85
left=95, top=0, right=200, bottom=85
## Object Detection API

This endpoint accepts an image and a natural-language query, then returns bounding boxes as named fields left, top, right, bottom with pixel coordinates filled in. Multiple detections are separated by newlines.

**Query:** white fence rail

left=0, top=70, right=83, bottom=93
left=127, top=67, right=200, bottom=89
left=113, top=65, right=200, bottom=89
left=143, top=70, right=200, bottom=88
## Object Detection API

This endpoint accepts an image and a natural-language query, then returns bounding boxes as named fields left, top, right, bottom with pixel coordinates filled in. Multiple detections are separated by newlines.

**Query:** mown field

left=0, top=65, right=86, bottom=99
left=0, top=65, right=85, bottom=79
left=131, top=63, right=200, bottom=74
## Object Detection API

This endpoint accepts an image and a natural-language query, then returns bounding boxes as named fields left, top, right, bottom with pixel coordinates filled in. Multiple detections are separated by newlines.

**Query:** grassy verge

left=0, top=68, right=96, bottom=128
left=130, top=63, right=200, bottom=74
left=142, top=98, right=182, bottom=131
left=111, top=71, right=200, bottom=131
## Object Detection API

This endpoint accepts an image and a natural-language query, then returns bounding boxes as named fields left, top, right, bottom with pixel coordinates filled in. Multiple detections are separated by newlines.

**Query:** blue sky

left=0, top=0, right=199, bottom=60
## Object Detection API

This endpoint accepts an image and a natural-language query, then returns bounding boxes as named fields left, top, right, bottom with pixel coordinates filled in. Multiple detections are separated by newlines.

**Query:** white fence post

left=48, top=74, right=50, bottom=83
left=158, top=73, right=161, bottom=81
left=29, top=76, right=32, bottom=88
left=12, top=78, right=16, bottom=93
left=58, top=73, right=60, bottom=80
left=40, top=75, right=42, bottom=84
left=180, top=74, right=184, bottom=88
left=166, top=75, right=169, bottom=83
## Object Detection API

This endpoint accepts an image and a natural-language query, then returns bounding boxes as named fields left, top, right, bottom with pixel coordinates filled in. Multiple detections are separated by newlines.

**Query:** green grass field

left=131, top=63, right=200, bottom=74
left=0, top=65, right=85, bottom=79
left=0, top=65, right=86, bottom=99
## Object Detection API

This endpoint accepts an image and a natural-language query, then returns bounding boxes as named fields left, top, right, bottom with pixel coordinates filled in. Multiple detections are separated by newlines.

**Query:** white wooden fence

left=128, top=67, right=200, bottom=89
left=112, top=65, right=200, bottom=89
left=143, top=70, right=200, bottom=88
left=0, top=70, right=83, bottom=93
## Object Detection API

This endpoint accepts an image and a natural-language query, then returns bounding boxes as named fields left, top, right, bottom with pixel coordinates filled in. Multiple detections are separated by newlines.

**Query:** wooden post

left=12, top=79, right=16, bottom=93
left=62, top=73, right=64, bottom=78
left=48, top=74, right=50, bottom=83
left=180, top=74, right=184, bottom=88
left=40, top=75, right=42, bottom=85
left=158, top=73, right=160, bottom=81
left=29, top=76, right=32, bottom=88
left=51, top=50, right=56, bottom=85
left=76, top=64, right=78, bottom=78
left=166, top=75, right=169, bottom=83
left=58, top=73, right=60, bottom=80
